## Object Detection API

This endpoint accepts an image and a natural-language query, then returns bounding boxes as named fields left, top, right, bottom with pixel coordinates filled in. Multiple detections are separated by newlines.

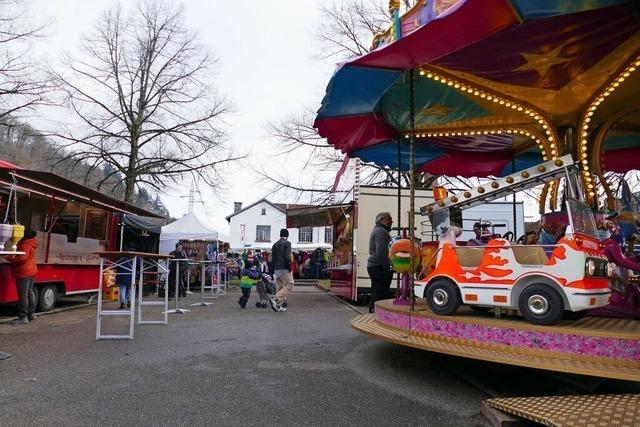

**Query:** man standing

left=169, top=243, right=189, bottom=298
left=367, top=212, right=393, bottom=313
left=270, top=228, right=294, bottom=312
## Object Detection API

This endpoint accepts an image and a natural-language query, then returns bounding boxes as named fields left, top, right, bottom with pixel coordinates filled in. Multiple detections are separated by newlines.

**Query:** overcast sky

left=30, top=0, right=336, bottom=227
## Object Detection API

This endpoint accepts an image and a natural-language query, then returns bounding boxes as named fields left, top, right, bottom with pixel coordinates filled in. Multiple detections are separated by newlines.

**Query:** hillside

left=0, top=118, right=170, bottom=217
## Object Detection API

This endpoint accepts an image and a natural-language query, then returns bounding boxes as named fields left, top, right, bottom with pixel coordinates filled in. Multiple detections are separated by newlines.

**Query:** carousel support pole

left=395, top=69, right=416, bottom=308
left=512, top=159, right=517, bottom=240
left=395, top=138, right=402, bottom=298
left=408, top=68, right=416, bottom=312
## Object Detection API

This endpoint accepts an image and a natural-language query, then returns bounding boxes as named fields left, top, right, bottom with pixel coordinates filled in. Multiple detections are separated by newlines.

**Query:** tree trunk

left=124, top=133, right=139, bottom=203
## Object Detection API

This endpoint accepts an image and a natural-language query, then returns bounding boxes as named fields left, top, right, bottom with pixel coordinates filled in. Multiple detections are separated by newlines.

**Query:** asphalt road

left=2, top=287, right=637, bottom=427
left=0, top=286, right=491, bottom=427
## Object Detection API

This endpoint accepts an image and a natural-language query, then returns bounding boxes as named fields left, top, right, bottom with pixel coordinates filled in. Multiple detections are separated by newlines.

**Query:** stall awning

left=286, top=202, right=354, bottom=228
left=122, top=214, right=163, bottom=234
left=0, top=166, right=163, bottom=218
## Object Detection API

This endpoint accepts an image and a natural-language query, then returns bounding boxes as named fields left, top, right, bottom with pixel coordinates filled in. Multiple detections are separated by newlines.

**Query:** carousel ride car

left=414, top=155, right=612, bottom=326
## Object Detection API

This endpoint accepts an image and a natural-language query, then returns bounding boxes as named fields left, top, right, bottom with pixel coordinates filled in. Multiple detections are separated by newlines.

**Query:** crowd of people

left=226, top=247, right=330, bottom=280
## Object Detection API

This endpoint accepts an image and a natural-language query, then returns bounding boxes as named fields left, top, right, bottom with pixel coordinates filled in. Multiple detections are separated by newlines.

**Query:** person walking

left=238, top=267, right=258, bottom=309
left=270, top=228, right=294, bottom=312
left=4, top=228, right=38, bottom=324
left=367, top=212, right=393, bottom=313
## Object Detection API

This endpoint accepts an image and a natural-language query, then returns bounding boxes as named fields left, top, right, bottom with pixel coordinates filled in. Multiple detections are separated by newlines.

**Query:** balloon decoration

left=389, top=236, right=422, bottom=274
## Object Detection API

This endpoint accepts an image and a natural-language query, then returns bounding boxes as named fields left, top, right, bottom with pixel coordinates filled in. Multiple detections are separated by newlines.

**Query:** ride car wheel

left=425, top=279, right=460, bottom=315
left=37, top=284, right=58, bottom=312
left=518, top=284, right=563, bottom=325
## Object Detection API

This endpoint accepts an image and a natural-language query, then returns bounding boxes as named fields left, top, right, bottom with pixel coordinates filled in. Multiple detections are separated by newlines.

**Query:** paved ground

left=1, top=287, right=638, bottom=427
left=0, top=286, right=491, bottom=426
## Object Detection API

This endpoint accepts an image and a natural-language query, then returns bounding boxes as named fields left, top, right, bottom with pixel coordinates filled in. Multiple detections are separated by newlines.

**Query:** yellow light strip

left=417, top=67, right=559, bottom=161
left=403, top=126, right=547, bottom=154
left=578, top=55, right=640, bottom=202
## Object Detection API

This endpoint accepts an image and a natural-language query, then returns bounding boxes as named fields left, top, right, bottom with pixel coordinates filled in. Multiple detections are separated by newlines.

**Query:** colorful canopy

left=315, top=0, right=640, bottom=178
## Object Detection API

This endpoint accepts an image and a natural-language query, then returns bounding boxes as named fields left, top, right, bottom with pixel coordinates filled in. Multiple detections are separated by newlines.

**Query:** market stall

left=0, top=161, right=162, bottom=311
left=159, top=212, right=230, bottom=293
left=159, top=212, right=229, bottom=256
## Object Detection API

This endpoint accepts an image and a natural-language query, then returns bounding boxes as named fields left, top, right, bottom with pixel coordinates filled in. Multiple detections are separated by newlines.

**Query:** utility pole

left=181, top=182, right=204, bottom=213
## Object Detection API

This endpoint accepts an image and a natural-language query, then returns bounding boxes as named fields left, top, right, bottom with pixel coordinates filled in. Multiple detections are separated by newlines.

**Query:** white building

left=225, top=199, right=333, bottom=251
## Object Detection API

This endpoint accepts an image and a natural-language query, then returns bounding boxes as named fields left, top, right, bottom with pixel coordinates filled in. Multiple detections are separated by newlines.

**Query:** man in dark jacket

left=169, top=243, right=189, bottom=298
left=367, top=212, right=393, bottom=313
left=270, top=228, right=293, bottom=312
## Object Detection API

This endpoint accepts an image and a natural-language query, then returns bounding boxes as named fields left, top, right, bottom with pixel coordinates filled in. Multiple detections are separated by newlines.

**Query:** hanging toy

left=1, top=177, right=23, bottom=252
left=389, top=236, right=422, bottom=274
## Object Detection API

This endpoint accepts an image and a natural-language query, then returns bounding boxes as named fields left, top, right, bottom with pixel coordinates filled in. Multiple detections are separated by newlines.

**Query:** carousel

left=315, top=0, right=640, bottom=396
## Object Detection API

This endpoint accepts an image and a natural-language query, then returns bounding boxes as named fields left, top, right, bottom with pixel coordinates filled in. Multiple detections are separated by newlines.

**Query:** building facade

left=225, top=199, right=332, bottom=251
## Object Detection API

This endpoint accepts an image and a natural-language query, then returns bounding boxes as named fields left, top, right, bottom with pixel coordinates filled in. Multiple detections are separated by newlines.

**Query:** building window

left=261, top=208, right=266, bottom=215
left=298, top=226, right=313, bottom=243
left=256, top=225, right=271, bottom=242
left=324, top=226, right=333, bottom=244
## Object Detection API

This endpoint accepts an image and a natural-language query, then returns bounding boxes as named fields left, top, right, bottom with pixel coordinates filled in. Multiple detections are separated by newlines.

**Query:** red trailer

left=0, top=163, right=162, bottom=311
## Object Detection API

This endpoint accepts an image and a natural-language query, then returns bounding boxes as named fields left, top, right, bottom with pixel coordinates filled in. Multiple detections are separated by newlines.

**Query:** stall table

left=167, top=258, right=191, bottom=315
left=207, top=260, right=228, bottom=296
left=94, top=251, right=172, bottom=340
left=186, top=261, right=199, bottom=294
left=190, top=260, right=220, bottom=307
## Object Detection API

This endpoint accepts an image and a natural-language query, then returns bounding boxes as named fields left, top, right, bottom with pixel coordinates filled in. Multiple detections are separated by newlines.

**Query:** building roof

left=273, top=203, right=310, bottom=211
left=225, top=198, right=311, bottom=222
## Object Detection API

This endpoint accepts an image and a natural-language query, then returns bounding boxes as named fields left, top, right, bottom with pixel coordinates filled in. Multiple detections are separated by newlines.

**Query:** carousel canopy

left=315, top=0, right=640, bottom=178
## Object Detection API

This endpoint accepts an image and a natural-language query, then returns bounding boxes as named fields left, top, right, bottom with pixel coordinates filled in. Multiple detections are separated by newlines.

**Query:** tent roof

left=160, top=212, right=229, bottom=242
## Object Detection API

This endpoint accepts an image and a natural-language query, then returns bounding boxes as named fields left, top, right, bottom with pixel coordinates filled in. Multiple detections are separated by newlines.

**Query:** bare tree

left=50, top=0, right=240, bottom=203
left=261, top=1, right=450, bottom=203
left=312, top=0, right=388, bottom=59
left=0, top=0, right=50, bottom=121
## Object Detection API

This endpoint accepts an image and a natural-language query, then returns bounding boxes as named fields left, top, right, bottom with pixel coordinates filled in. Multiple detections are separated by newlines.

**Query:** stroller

left=255, top=273, right=277, bottom=308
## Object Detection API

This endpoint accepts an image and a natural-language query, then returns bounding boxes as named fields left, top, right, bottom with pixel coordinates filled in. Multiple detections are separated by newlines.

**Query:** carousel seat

left=512, top=245, right=549, bottom=265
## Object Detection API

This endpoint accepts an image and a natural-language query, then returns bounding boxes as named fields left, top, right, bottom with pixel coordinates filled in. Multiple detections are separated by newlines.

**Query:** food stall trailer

left=0, top=163, right=163, bottom=311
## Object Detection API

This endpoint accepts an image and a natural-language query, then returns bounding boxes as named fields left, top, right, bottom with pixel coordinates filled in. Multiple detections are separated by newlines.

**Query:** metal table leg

left=138, top=258, right=169, bottom=325
left=191, top=261, right=212, bottom=307
left=166, top=260, right=190, bottom=314
left=97, top=256, right=137, bottom=340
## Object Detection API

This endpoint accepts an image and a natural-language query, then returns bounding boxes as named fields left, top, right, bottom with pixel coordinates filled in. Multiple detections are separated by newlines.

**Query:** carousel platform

left=352, top=300, right=640, bottom=382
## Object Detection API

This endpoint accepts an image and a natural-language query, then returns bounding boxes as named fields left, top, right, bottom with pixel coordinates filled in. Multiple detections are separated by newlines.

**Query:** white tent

left=159, top=212, right=230, bottom=254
